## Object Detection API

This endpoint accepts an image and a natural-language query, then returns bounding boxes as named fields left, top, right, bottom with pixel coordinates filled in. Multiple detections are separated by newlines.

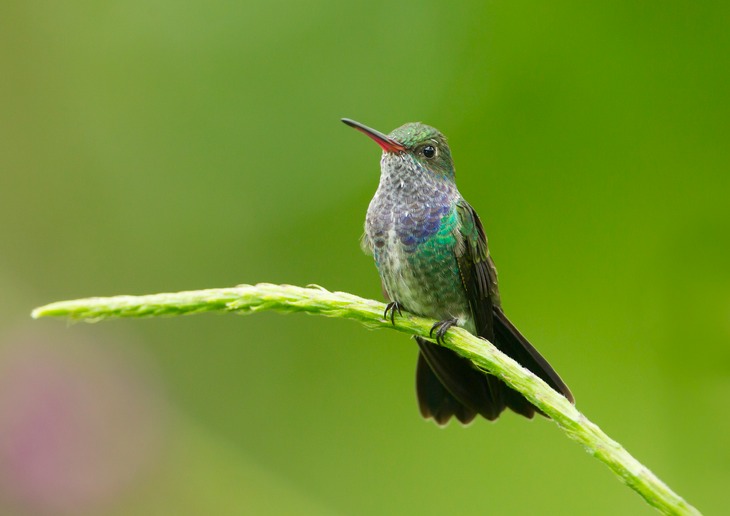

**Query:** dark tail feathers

left=416, top=308, right=573, bottom=425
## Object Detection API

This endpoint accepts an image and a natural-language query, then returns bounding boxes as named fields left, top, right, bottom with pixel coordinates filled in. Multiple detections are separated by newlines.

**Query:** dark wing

left=457, top=201, right=574, bottom=410
left=453, top=200, right=497, bottom=340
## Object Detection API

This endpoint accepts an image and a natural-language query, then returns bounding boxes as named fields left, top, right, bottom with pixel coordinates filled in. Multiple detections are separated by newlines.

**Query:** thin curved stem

left=32, top=283, right=700, bottom=515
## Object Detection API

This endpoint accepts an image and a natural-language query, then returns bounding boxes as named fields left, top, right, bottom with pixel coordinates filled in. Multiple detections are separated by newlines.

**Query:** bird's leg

left=429, top=318, right=459, bottom=346
left=383, top=301, right=404, bottom=325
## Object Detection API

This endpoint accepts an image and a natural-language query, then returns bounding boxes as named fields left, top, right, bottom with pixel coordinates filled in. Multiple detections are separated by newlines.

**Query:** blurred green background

left=1, top=1, right=728, bottom=514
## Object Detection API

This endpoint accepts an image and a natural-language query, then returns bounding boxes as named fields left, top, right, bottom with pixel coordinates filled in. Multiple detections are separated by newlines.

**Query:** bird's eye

left=422, top=145, right=436, bottom=159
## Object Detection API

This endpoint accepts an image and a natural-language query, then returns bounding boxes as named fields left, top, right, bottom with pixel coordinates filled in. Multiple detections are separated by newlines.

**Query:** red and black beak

left=342, top=118, right=405, bottom=153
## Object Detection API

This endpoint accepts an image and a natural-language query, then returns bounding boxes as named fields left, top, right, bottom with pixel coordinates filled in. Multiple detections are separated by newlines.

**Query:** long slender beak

left=342, top=118, right=405, bottom=153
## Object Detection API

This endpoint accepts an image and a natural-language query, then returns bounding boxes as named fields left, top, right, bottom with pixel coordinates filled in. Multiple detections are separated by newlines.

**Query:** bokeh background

left=1, top=1, right=728, bottom=514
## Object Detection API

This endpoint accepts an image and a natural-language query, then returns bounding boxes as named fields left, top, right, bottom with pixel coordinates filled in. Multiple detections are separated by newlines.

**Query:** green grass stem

left=32, top=283, right=700, bottom=515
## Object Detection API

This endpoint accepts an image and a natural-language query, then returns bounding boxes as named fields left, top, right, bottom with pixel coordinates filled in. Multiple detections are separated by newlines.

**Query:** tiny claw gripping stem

left=384, top=301, right=403, bottom=325
left=429, top=318, right=459, bottom=346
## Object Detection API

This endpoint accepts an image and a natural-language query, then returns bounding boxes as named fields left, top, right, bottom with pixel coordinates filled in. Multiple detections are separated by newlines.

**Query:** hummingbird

left=343, top=118, right=574, bottom=424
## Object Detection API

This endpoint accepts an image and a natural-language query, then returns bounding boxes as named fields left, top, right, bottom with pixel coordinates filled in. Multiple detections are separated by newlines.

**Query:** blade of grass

left=32, top=283, right=701, bottom=515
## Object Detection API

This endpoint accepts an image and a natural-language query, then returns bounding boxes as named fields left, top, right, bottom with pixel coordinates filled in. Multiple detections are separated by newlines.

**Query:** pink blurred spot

left=0, top=328, right=168, bottom=514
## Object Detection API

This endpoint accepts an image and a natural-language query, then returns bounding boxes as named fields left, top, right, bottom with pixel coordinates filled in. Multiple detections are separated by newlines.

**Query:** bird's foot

left=429, top=318, right=459, bottom=346
left=383, top=301, right=403, bottom=325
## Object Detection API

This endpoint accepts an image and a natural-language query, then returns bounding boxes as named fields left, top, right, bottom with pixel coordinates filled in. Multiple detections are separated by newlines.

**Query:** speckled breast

left=365, top=160, right=471, bottom=323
